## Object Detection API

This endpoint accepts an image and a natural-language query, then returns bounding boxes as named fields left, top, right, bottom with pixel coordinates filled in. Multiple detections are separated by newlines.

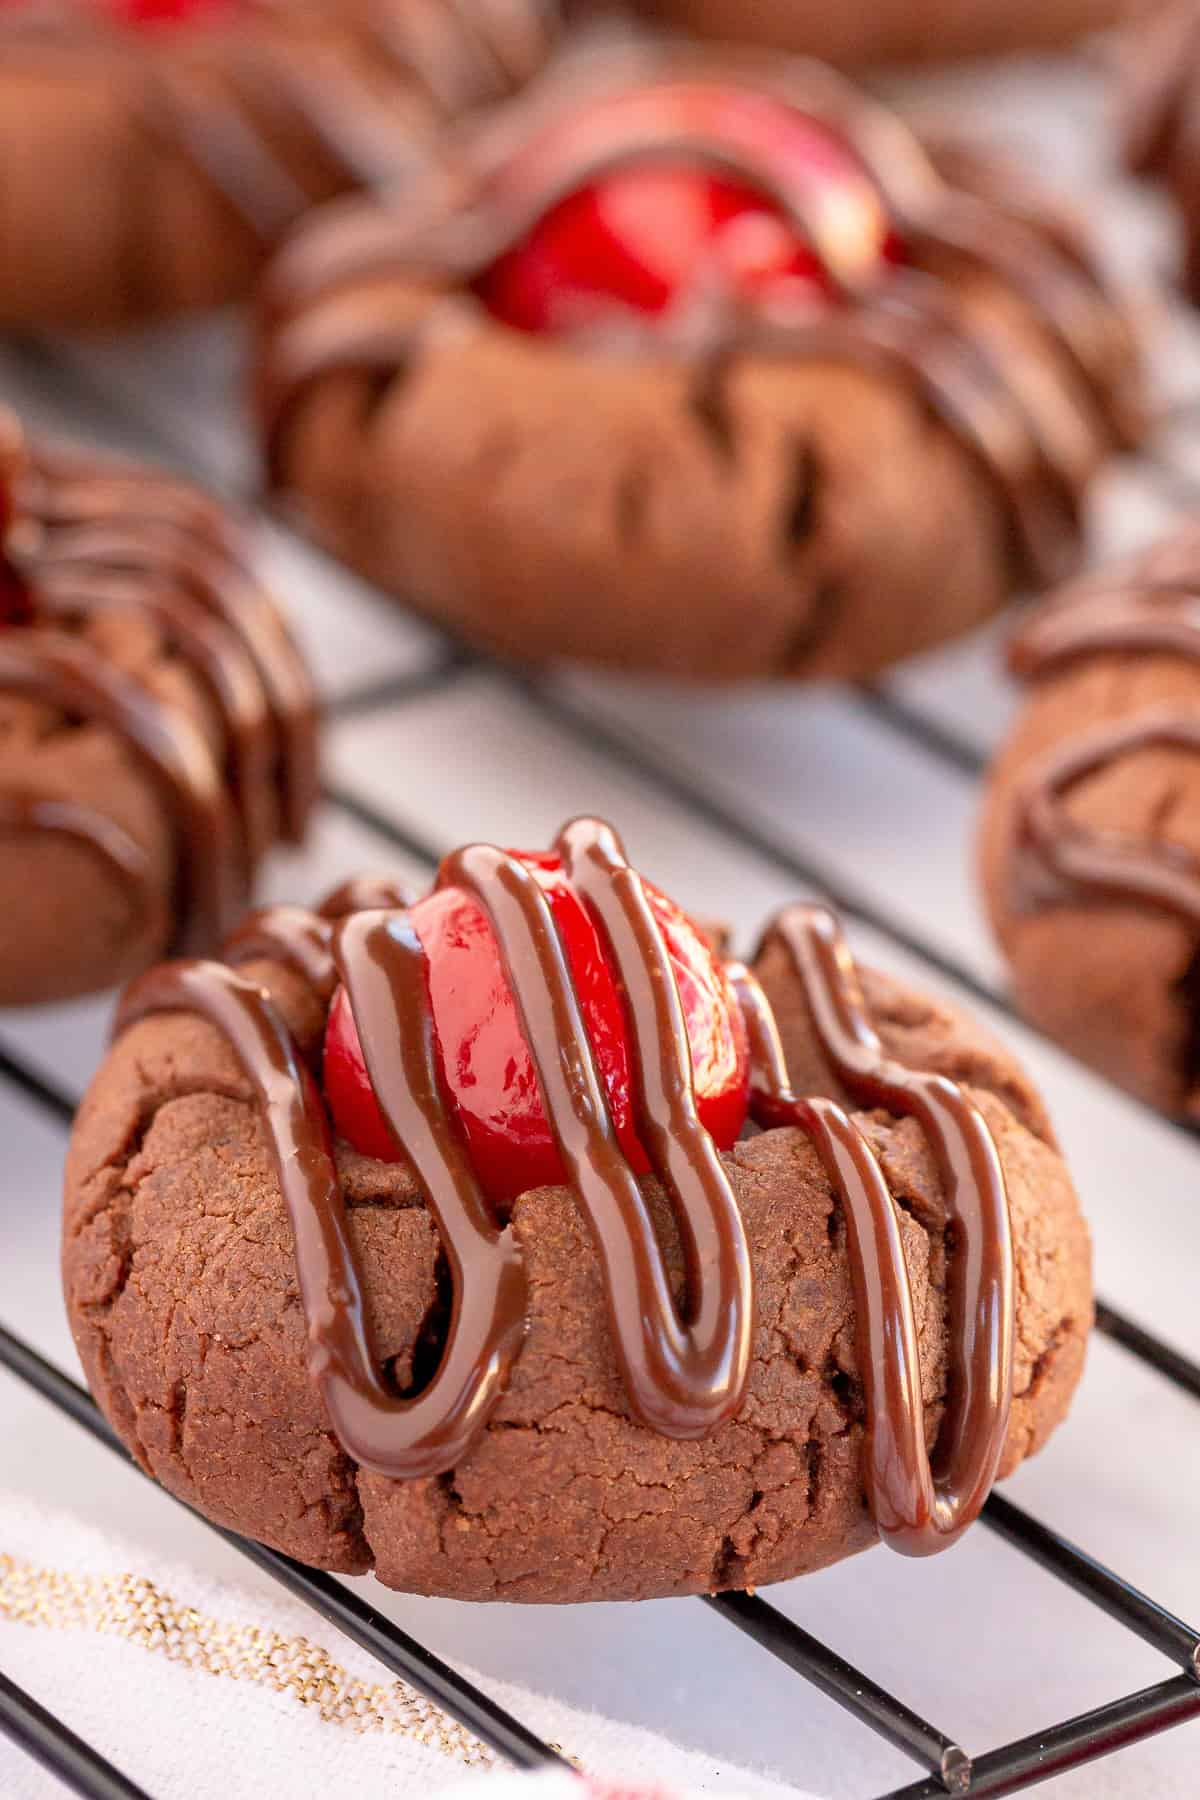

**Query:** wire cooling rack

left=4, top=48, right=1200, bottom=1800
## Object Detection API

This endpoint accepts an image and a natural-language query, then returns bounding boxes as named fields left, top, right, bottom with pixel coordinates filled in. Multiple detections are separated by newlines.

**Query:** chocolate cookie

left=0, top=0, right=560, bottom=329
left=980, top=527, right=1200, bottom=1118
left=634, top=0, right=1148, bottom=68
left=254, top=45, right=1142, bottom=684
left=1122, top=2, right=1200, bottom=305
left=63, top=818, right=1091, bottom=1603
left=0, top=411, right=318, bottom=1006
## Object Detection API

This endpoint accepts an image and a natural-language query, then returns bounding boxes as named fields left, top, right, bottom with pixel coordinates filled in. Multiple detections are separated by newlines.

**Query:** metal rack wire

left=5, top=249, right=1200, bottom=1792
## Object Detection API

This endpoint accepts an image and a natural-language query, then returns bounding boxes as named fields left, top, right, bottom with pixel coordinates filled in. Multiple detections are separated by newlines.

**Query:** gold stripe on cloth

left=0, top=1552, right=497, bottom=1764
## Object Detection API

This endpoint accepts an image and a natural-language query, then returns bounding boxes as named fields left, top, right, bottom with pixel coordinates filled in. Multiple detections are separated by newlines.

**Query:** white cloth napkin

left=0, top=1491, right=810, bottom=1800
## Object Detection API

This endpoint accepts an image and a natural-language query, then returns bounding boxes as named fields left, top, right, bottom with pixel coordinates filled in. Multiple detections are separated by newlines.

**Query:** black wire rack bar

left=0, top=1045, right=76, bottom=1127
left=0, top=1325, right=566, bottom=1778
left=875, top=1675, right=1200, bottom=1800
left=1095, top=1299, right=1200, bottom=1402
left=854, top=687, right=991, bottom=780
left=0, top=1670, right=152, bottom=1800
left=705, top=1591, right=972, bottom=1792
left=981, top=1493, right=1200, bottom=1674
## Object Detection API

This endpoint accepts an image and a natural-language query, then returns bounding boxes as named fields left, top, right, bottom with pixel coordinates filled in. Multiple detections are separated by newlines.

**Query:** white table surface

left=4, top=46, right=1200, bottom=1800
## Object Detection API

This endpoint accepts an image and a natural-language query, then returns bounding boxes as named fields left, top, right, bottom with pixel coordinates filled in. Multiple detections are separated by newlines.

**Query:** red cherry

left=103, top=0, right=239, bottom=25
left=0, top=0, right=236, bottom=18
left=476, top=82, right=901, bottom=335
left=323, top=851, right=749, bottom=1206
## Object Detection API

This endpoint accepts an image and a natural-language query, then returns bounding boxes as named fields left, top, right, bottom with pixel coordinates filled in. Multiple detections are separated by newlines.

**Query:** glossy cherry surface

left=323, top=851, right=749, bottom=1205
left=476, top=81, right=900, bottom=335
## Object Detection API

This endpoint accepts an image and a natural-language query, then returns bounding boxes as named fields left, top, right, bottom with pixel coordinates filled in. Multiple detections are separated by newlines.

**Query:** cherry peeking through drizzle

left=475, top=81, right=902, bottom=335
left=323, top=850, right=750, bottom=1206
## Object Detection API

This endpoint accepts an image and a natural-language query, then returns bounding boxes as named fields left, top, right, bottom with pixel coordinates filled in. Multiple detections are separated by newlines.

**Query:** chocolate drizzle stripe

left=1012, top=712, right=1200, bottom=924
left=35, top=567, right=275, bottom=870
left=319, top=874, right=419, bottom=920
left=556, top=819, right=754, bottom=1430
left=907, top=196, right=1134, bottom=450
left=224, top=904, right=339, bottom=1002
left=442, top=0, right=554, bottom=91
left=144, top=58, right=315, bottom=243
left=0, top=789, right=161, bottom=940
left=0, top=632, right=242, bottom=952
left=1009, top=555, right=1200, bottom=928
left=1010, top=582, right=1200, bottom=677
left=257, top=293, right=465, bottom=494
left=366, top=0, right=498, bottom=111
left=20, top=465, right=243, bottom=549
left=777, top=287, right=1082, bottom=587
left=114, top=954, right=526, bottom=1482
left=332, top=908, right=528, bottom=1475
left=28, top=506, right=319, bottom=845
left=441, top=824, right=752, bottom=1437
left=743, top=902, right=1015, bottom=1554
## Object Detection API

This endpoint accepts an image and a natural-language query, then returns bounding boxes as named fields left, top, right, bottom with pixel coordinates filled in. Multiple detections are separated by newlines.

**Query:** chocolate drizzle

left=441, top=820, right=753, bottom=1437
left=117, top=952, right=528, bottom=1480
left=224, top=903, right=339, bottom=999
left=1009, top=556, right=1200, bottom=928
left=0, top=432, right=318, bottom=955
left=254, top=50, right=1138, bottom=589
left=0, top=632, right=240, bottom=950
left=111, top=816, right=1015, bottom=1555
left=1012, top=714, right=1200, bottom=924
left=739, top=905, right=1013, bottom=1554
left=0, top=788, right=166, bottom=945
left=1011, top=578, right=1200, bottom=677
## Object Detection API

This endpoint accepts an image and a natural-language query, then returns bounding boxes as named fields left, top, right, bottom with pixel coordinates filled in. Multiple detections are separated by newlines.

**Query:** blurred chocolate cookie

left=0, top=413, right=317, bottom=1005
left=254, top=46, right=1142, bottom=683
left=0, top=0, right=561, bottom=328
left=980, top=525, right=1200, bottom=1116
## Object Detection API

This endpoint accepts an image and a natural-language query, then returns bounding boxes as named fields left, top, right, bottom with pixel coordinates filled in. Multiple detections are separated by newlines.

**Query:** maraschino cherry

left=476, top=81, right=901, bottom=336
left=324, top=850, right=749, bottom=1206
